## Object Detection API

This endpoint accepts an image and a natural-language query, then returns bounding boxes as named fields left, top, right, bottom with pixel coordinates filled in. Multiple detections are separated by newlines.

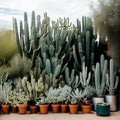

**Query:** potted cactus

left=38, top=96, right=50, bottom=114
left=16, top=90, right=30, bottom=114
left=0, top=76, right=12, bottom=114
left=44, top=85, right=71, bottom=113
left=68, top=97, right=79, bottom=114
left=81, top=86, right=95, bottom=114
left=6, top=90, right=19, bottom=113
left=93, top=55, right=108, bottom=111
left=105, top=59, right=119, bottom=111
left=45, top=86, right=61, bottom=113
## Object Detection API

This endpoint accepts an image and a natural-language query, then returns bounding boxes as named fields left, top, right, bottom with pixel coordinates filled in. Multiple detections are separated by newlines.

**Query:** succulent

left=83, top=85, right=95, bottom=101
left=70, top=88, right=84, bottom=101
left=45, top=85, right=71, bottom=104
left=69, top=97, right=78, bottom=105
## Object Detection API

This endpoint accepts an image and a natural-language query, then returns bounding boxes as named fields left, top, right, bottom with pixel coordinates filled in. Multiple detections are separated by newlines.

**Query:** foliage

left=1, top=53, right=32, bottom=78
left=91, top=0, right=120, bottom=68
left=0, top=30, right=17, bottom=65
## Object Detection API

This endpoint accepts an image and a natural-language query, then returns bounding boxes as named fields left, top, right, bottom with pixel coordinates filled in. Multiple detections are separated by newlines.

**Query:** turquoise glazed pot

left=96, top=103, right=110, bottom=116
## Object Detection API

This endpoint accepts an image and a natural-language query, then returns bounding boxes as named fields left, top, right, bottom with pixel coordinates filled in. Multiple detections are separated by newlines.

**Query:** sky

left=0, top=0, right=98, bottom=29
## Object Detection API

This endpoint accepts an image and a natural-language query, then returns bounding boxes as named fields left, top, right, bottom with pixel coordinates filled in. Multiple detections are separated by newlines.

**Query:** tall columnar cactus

left=73, top=16, right=96, bottom=72
left=85, top=31, right=90, bottom=69
left=13, top=11, right=51, bottom=64
left=94, top=54, right=108, bottom=97
left=106, top=59, right=119, bottom=95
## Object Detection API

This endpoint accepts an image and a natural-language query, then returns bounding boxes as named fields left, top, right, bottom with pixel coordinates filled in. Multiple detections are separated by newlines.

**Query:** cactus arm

left=110, top=59, right=114, bottom=89
left=45, top=59, right=51, bottom=75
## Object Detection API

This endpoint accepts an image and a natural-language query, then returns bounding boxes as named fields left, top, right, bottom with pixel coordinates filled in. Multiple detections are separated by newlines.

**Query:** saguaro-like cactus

left=94, top=54, right=108, bottom=97
left=106, top=59, right=119, bottom=95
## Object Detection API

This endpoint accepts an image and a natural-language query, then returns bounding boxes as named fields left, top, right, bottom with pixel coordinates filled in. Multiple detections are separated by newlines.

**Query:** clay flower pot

left=69, top=104, right=79, bottom=114
left=29, top=105, right=38, bottom=114
left=18, top=104, right=28, bottom=114
left=81, top=104, right=92, bottom=114
left=51, top=104, right=60, bottom=113
left=39, top=104, right=49, bottom=114
left=1, top=104, right=10, bottom=114
left=60, top=104, right=68, bottom=113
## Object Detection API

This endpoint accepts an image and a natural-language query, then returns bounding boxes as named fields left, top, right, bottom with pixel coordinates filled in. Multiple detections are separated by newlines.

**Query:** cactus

left=106, top=59, right=119, bottom=95
left=80, top=62, right=91, bottom=88
left=0, top=81, right=12, bottom=104
left=94, top=55, right=108, bottom=97
left=20, top=72, right=48, bottom=102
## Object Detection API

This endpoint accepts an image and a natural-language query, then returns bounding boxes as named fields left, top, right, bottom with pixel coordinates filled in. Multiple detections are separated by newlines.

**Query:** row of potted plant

left=0, top=56, right=119, bottom=115
left=1, top=91, right=92, bottom=114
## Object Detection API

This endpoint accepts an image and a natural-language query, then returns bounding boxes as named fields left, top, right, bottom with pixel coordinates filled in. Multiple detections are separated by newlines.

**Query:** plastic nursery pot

left=69, top=104, right=79, bottom=114
left=1, top=104, right=10, bottom=114
left=29, top=105, right=38, bottom=114
left=81, top=104, right=92, bottom=114
left=18, top=104, right=28, bottom=114
left=51, top=104, right=60, bottom=113
left=39, top=104, right=49, bottom=114
left=60, top=104, right=68, bottom=113
left=96, top=103, right=110, bottom=116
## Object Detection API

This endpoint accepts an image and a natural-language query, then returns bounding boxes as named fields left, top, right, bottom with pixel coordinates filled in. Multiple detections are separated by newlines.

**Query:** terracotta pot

left=29, top=105, right=38, bottom=114
left=18, top=104, right=27, bottom=114
left=51, top=104, right=60, bottom=113
left=11, top=107, right=18, bottom=113
left=69, top=104, right=79, bottom=114
left=60, top=104, right=68, bottom=113
left=1, top=104, right=10, bottom=114
left=81, top=104, right=92, bottom=113
left=39, top=104, right=49, bottom=114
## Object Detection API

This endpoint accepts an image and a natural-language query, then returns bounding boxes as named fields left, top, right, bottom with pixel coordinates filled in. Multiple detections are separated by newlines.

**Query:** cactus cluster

left=0, top=11, right=117, bottom=105
left=13, top=71, right=48, bottom=102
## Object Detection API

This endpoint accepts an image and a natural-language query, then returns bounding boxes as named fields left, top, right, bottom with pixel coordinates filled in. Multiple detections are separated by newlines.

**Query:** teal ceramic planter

left=96, top=103, right=110, bottom=116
